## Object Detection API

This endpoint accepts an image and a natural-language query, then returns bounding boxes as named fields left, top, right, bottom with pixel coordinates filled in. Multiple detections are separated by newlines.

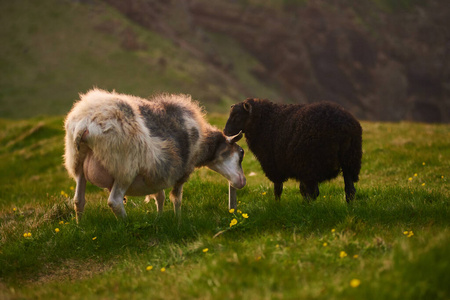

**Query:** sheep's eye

left=238, top=149, right=244, bottom=163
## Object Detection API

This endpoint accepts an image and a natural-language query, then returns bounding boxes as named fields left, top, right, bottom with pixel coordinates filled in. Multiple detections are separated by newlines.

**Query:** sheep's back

left=66, top=89, right=207, bottom=185
left=251, top=102, right=361, bottom=183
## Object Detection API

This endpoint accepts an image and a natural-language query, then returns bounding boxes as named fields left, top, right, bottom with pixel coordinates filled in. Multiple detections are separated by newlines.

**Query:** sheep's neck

left=194, top=130, right=222, bottom=168
left=246, top=105, right=273, bottom=139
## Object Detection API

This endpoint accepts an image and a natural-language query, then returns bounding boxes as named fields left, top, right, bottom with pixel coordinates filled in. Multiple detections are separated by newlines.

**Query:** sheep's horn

left=225, top=130, right=243, bottom=143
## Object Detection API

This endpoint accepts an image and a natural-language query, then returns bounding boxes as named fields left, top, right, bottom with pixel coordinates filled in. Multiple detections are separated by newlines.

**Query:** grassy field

left=0, top=0, right=280, bottom=119
left=0, top=115, right=449, bottom=299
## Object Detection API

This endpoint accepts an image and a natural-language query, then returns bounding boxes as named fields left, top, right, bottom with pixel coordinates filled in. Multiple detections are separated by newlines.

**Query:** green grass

left=0, top=115, right=449, bottom=299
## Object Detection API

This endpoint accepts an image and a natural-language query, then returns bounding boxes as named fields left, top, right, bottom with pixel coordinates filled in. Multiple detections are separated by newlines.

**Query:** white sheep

left=64, top=89, right=246, bottom=221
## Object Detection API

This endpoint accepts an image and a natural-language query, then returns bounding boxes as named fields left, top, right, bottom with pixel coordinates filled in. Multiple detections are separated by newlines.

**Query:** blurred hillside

left=1, top=0, right=449, bottom=122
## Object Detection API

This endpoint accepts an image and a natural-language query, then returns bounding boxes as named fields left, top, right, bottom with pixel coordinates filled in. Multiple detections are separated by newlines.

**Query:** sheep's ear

left=243, top=101, right=252, bottom=113
left=226, top=130, right=243, bottom=144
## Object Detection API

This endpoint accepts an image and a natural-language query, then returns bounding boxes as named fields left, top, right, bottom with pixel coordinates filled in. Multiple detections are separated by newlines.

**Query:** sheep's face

left=224, top=101, right=252, bottom=136
left=207, top=135, right=246, bottom=189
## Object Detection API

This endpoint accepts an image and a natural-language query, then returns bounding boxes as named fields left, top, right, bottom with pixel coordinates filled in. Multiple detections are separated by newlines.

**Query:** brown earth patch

left=29, top=258, right=113, bottom=284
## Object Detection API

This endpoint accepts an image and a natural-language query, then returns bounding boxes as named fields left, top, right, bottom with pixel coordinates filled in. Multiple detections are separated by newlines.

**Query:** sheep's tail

left=344, top=134, right=362, bottom=183
left=351, top=136, right=362, bottom=182
left=64, top=119, right=89, bottom=179
left=339, top=124, right=362, bottom=183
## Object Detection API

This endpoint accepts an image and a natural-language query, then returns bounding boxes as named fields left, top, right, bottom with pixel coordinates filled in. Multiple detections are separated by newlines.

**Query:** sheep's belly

left=126, top=176, right=164, bottom=196
left=83, top=152, right=163, bottom=196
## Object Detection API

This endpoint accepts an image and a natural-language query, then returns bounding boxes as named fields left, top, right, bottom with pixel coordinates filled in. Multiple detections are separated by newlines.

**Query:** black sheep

left=224, top=98, right=362, bottom=202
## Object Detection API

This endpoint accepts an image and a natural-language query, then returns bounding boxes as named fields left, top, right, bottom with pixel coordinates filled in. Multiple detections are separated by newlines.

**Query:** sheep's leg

left=170, top=183, right=184, bottom=218
left=74, top=171, right=87, bottom=223
left=343, top=172, right=356, bottom=202
left=229, top=184, right=237, bottom=210
left=300, top=181, right=319, bottom=201
left=108, top=182, right=129, bottom=219
left=299, top=182, right=308, bottom=199
left=274, top=182, right=283, bottom=201
left=145, top=190, right=166, bottom=214
left=312, top=183, right=319, bottom=199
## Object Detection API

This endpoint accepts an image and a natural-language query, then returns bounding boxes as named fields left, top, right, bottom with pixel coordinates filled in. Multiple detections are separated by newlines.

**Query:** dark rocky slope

left=104, top=0, right=449, bottom=122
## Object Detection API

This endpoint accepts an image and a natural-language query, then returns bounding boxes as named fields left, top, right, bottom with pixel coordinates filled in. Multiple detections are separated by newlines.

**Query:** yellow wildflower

left=353, top=255, right=359, bottom=258
left=422, top=162, right=425, bottom=165
left=262, top=192, right=267, bottom=195
left=92, top=237, right=97, bottom=240
left=13, top=208, right=17, bottom=212
left=242, top=213, right=249, bottom=219
left=350, top=279, right=361, bottom=288
left=408, top=177, right=413, bottom=181
left=146, top=266, right=153, bottom=271
left=414, top=173, right=418, bottom=177
left=229, top=208, right=235, bottom=213
left=160, top=267, right=166, bottom=272
left=339, top=251, right=347, bottom=258
left=421, top=183, right=425, bottom=186
left=202, top=248, right=209, bottom=253
left=55, top=228, right=60, bottom=233
left=323, top=242, right=328, bottom=247
left=70, top=186, right=74, bottom=190
left=59, top=221, right=64, bottom=225
left=331, top=229, right=336, bottom=233
left=403, top=230, right=413, bottom=237
left=230, top=218, right=238, bottom=227
left=237, top=210, right=242, bottom=214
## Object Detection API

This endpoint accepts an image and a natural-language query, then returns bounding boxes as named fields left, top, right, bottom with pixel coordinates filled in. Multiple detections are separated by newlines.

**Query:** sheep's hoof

left=345, top=187, right=356, bottom=203
left=345, top=193, right=356, bottom=203
left=300, top=182, right=319, bottom=200
left=75, top=212, right=83, bottom=224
